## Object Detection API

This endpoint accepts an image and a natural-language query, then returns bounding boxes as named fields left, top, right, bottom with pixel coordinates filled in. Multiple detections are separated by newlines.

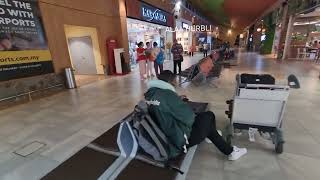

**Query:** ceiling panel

left=188, top=0, right=279, bottom=30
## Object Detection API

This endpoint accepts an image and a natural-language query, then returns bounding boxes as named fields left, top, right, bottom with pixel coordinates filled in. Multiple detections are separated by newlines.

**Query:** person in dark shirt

left=171, top=39, right=183, bottom=74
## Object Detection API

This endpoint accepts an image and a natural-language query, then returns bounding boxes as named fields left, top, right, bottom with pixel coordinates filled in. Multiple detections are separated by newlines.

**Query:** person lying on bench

left=145, top=70, right=247, bottom=160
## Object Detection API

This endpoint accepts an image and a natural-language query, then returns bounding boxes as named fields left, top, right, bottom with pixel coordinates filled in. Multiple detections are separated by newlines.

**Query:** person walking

left=203, top=43, right=208, bottom=57
left=199, top=43, right=203, bottom=53
left=152, top=42, right=164, bottom=77
left=171, top=39, right=183, bottom=75
left=316, top=41, right=320, bottom=62
left=189, top=44, right=195, bottom=57
left=136, top=42, right=147, bottom=80
left=145, top=42, right=155, bottom=78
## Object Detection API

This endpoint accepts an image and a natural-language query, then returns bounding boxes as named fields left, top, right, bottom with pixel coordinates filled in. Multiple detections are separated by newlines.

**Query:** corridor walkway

left=0, top=52, right=319, bottom=180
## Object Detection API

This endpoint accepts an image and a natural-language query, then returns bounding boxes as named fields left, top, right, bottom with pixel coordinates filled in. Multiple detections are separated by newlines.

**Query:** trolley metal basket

left=225, top=74, right=299, bottom=154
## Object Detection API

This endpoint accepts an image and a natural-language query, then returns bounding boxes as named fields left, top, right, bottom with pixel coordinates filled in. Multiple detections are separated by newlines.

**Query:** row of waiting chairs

left=296, top=48, right=320, bottom=62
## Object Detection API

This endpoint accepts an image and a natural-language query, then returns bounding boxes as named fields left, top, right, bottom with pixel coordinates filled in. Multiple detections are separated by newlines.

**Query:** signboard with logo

left=0, top=0, right=54, bottom=82
left=140, top=2, right=168, bottom=26
left=126, top=0, right=173, bottom=27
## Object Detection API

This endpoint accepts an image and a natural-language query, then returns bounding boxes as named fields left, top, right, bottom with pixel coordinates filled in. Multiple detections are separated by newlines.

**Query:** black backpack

left=240, top=74, right=275, bottom=85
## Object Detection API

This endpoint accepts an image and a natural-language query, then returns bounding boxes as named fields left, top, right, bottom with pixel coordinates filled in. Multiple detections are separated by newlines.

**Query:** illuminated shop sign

left=141, top=2, right=168, bottom=25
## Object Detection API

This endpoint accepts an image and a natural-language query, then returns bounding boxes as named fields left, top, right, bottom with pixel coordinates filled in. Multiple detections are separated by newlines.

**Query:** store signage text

left=166, top=25, right=213, bottom=32
left=141, top=3, right=167, bottom=25
left=0, top=0, right=36, bottom=27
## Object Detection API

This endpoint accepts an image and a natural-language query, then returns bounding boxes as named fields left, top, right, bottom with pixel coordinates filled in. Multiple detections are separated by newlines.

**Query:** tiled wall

left=0, top=74, right=64, bottom=100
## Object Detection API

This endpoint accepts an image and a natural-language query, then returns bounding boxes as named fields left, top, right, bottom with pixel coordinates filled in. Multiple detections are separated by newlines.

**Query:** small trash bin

left=64, top=68, right=77, bottom=89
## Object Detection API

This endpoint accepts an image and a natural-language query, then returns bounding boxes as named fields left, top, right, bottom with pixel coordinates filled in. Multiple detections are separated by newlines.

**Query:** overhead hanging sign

left=0, top=0, right=54, bottom=82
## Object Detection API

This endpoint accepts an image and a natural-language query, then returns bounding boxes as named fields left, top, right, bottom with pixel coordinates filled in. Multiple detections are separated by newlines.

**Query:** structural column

left=277, top=1, right=289, bottom=59
left=282, top=15, right=295, bottom=60
left=117, top=0, right=131, bottom=72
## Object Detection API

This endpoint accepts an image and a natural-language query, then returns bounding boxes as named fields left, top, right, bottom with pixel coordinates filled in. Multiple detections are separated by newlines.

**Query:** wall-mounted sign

left=0, top=0, right=54, bottom=82
left=126, top=0, right=173, bottom=27
left=141, top=2, right=168, bottom=26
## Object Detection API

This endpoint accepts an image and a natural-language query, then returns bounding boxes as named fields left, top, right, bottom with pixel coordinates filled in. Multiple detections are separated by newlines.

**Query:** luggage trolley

left=225, top=74, right=299, bottom=154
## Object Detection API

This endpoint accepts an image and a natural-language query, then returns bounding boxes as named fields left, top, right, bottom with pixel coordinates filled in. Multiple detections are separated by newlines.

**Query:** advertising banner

left=0, top=0, right=54, bottom=81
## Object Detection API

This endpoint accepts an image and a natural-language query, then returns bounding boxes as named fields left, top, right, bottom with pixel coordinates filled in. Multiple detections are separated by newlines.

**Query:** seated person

left=145, top=70, right=247, bottom=160
left=199, top=57, right=214, bottom=77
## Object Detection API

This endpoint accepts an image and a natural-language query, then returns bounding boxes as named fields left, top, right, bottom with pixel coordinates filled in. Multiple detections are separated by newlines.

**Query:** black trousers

left=154, top=62, right=163, bottom=76
left=203, top=50, right=208, bottom=57
left=188, top=111, right=233, bottom=155
left=174, top=60, right=182, bottom=74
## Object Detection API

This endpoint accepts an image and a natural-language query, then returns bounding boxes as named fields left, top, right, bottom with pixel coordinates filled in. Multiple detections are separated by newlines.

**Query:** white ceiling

left=298, top=7, right=320, bottom=18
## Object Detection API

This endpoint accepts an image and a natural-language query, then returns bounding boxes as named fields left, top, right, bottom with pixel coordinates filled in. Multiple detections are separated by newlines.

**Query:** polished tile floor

left=75, top=74, right=108, bottom=87
left=0, top=52, right=319, bottom=180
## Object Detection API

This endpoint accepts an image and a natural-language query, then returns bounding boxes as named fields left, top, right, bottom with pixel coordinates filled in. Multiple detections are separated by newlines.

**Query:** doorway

left=64, top=25, right=105, bottom=86
left=68, top=36, right=97, bottom=74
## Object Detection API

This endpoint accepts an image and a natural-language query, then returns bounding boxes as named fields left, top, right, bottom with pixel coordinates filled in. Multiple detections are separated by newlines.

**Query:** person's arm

left=137, top=48, right=145, bottom=56
left=150, top=49, right=156, bottom=60
left=136, top=49, right=140, bottom=56
left=171, top=45, right=175, bottom=53
left=178, top=44, right=184, bottom=54
left=167, top=92, right=195, bottom=128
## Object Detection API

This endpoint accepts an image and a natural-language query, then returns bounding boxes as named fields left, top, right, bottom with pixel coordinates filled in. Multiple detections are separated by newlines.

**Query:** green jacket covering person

left=144, top=70, right=247, bottom=161
left=145, top=77, right=195, bottom=157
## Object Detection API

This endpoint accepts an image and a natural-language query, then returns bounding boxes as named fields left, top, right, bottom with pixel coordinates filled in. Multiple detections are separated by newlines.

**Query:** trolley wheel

left=275, top=142, right=284, bottom=154
left=274, top=128, right=284, bottom=154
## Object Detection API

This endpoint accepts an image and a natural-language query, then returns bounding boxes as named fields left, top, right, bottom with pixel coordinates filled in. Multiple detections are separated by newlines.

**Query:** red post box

left=106, top=39, right=118, bottom=75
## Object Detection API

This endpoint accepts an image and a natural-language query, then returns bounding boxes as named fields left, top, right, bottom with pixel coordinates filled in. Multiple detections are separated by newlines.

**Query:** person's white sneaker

left=228, top=146, right=247, bottom=161
left=234, top=129, right=243, bottom=136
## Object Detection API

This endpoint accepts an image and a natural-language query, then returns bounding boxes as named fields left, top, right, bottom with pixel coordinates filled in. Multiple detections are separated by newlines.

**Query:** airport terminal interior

left=0, top=0, right=320, bottom=180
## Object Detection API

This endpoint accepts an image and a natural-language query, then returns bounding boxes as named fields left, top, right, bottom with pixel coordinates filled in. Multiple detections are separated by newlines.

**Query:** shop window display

left=127, top=18, right=173, bottom=69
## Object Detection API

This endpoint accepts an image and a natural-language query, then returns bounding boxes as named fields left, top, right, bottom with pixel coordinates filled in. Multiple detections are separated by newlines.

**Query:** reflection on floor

left=75, top=74, right=107, bottom=87
left=0, top=52, right=320, bottom=180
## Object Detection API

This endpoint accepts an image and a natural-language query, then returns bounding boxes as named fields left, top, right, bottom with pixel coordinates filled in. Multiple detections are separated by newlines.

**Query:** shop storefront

left=175, top=19, right=193, bottom=54
left=126, top=0, right=174, bottom=67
